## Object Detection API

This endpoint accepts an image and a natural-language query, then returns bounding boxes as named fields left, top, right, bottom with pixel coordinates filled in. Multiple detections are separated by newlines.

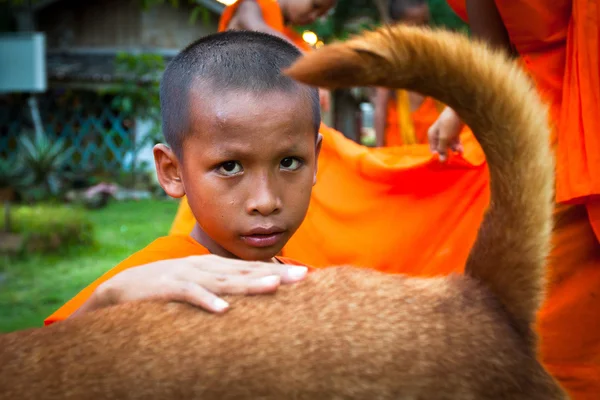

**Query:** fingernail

left=287, top=266, right=308, bottom=280
left=258, top=275, right=280, bottom=286
left=213, top=298, right=229, bottom=311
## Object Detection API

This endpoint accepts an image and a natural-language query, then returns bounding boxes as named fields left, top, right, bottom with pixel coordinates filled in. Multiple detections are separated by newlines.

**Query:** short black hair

left=160, top=30, right=321, bottom=157
left=389, top=0, right=427, bottom=21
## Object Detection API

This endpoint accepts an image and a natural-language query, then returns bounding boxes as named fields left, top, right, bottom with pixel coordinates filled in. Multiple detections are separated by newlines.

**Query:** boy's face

left=159, top=88, right=321, bottom=262
left=285, top=0, right=335, bottom=26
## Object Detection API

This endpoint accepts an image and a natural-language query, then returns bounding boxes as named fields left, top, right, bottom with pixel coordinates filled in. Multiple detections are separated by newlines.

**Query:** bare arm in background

left=374, top=88, right=390, bottom=147
left=229, top=0, right=299, bottom=48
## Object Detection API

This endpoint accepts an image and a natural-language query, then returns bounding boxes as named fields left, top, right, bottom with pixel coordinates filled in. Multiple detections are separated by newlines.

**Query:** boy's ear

left=313, top=133, right=323, bottom=186
left=154, top=144, right=185, bottom=198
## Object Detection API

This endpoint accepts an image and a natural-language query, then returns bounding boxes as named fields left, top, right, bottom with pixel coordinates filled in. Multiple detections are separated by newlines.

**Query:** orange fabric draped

left=44, top=236, right=306, bottom=326
left=384, top=92, right=446, bottom=147
left=283, top=123, right=487, bottom=272
left=445, top=1, right=600, bottom=398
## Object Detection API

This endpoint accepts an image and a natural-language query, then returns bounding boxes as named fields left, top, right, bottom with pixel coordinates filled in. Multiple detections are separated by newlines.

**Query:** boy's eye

left=217, top=161, right=243, bottom=176
left=280, top=157, right=303, bottom=171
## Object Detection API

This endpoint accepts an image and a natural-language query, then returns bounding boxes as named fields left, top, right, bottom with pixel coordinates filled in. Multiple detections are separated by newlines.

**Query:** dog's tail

left=285, top=25, right=554, bottom=345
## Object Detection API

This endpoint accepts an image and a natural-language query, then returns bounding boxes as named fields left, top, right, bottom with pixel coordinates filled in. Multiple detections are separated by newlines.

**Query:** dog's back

left=1, top=268, right=563, bottom=399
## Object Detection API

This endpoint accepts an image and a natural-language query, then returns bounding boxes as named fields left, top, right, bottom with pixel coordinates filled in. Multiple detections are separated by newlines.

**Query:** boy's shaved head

left=160, top=30, right=321, bottom=156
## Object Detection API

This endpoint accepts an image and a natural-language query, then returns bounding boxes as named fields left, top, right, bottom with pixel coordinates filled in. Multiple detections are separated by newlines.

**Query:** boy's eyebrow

left=205, top=141, right=309, bottom=160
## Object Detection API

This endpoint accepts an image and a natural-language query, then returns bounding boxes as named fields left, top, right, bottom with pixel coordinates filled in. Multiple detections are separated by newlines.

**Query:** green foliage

left=17, top=131, right=74, bottom=201
left=188, top=5, right=212, bottom=26
left=0, top=157, right=33, bottom=191
left=297, top=0, right=469, bottom=43
left=106, top=52, right=165, bottom=146
left=139, top=0, right=180, bottom=10
left=0, top=199, right=178, bottom=332
left=138, top=0, right=211, bottom=25
left=296, top=0, right=381, bottom=42
left=0, top=203, right=94, bottom=255
left=427, top=0, right=469, bottom=33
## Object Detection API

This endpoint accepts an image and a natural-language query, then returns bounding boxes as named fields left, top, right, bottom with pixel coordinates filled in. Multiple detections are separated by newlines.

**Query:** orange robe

left=44, top=236, right=306, bottom=326
left=449, top=0, right=600, bottom=233
left=384, top=91, right=445, bottom=147
left=446, top=1, right=600, bottom=398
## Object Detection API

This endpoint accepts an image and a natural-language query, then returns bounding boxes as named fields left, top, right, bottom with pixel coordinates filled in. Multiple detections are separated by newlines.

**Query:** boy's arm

left=374, top=88, right=390, bottom=147
left=232, top=1, right=301, bottom=50
left=45, top=255, right=309, bottom=325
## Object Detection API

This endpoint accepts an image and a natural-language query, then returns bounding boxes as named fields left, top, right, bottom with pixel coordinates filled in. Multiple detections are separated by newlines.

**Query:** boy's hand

left=93, top=255, right=308, bottom=314
left=428, top=106, right=464, bottom=162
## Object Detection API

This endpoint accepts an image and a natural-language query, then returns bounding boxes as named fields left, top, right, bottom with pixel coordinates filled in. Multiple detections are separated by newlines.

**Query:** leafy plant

left=0, top=157, right=33, bottom=191
left=17, top=131, right=75, bottom=201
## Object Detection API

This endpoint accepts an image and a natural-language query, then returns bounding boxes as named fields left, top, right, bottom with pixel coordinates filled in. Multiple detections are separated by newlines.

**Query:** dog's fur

left=0, top=25, right=567, bottom=399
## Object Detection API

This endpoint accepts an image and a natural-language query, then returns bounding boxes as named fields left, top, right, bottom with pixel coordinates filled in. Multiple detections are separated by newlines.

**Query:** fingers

left=428, top=123, right=463, bottom=162
left=172, top=281, right=231, bottom=313
left=428, top=107, right=465, bottom=162
left=427, top=123, right=439, bottom=154
left=185, top=255, right=308, bottom=284
left=450, top=141, right=463, bottom=154
left=172, top=274, right=284, bottom=313
left=436, top=132, right=450, bottom=162
left=198, top=274, right=282, bottom=295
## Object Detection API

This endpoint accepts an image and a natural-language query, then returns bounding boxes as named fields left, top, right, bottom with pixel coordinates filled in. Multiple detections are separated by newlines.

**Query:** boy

left=44, top=30, right=321, bottom=324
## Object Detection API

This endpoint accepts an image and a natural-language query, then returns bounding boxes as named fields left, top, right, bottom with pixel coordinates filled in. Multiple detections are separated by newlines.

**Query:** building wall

left=140, top=3, right=218, bottom=49
left=37, top=0, right=218, bottom=51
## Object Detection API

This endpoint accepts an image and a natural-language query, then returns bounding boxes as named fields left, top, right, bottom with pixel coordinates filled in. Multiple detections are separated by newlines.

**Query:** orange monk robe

left=44, top=236, right=307, bottom=326
left=449, top=0, right=600, bottom=236
left=384, top=91, right=446, bottom=147
left=446, top=1, right=600, bottom=398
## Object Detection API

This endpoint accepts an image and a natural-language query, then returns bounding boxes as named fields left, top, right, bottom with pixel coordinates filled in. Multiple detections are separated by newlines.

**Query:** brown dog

left=0, top=25, right=567, bottom=399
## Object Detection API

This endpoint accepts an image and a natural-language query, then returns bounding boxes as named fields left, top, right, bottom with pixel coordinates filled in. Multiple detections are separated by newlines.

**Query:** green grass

left=0, top=199, right=179, bottom=333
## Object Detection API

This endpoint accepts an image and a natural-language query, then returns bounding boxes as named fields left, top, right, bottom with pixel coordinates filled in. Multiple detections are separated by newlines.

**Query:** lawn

left=0, top=199, right=179, bottom=333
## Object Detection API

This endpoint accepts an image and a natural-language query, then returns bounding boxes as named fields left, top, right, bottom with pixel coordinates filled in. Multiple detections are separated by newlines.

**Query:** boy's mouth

left=241, top=226, right=285, bottom=248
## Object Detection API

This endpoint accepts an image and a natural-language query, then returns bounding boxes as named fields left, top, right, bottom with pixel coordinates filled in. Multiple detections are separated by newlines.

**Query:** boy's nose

left=246, top=177, right=281, bottom=216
